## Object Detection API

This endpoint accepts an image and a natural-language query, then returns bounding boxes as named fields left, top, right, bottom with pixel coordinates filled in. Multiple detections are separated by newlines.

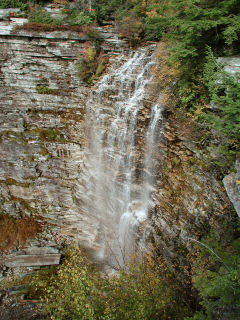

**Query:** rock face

left=0, top=20, right=128, bottom=271
left=223, top=160, right=240, bottom=218
left=0, top=31, right=86, bottom=241
left=148, top=118, right=233, bottom=261
left=218, top=56, right=240, bottom=76
left=5, top=254, right=61, bottom=268
left=0, top=18, right=237, bottom=273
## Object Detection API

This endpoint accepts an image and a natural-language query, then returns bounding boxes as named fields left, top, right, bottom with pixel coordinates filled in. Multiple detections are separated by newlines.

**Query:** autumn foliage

left=152, top=41, right=181, bottom=108
left=0, top=214, right=42, bottom=252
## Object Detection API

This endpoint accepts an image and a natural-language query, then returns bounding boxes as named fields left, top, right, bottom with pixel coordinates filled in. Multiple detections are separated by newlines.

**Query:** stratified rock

left=223, top=160, right=240, bottom=218
left=5, top=254, right=61, bottom=267
left=218, top=57, right=240, bottom=76
left=0, top=9, right=20, bottom=21
left=0, top=20, right=127, bottom=252
left=22, top=247, right=59, bottom=255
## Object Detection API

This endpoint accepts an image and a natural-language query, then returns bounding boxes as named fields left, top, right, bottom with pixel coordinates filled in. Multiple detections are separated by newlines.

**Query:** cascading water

left=76, top=45, right=164, bottom=268
left=119, top=103, right=164, bottom=262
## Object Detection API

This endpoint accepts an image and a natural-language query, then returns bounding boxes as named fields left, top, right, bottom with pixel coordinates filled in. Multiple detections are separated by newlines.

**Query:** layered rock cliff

left=0, top=18, right=238, bottom=275
left=0, top=20, right=129, bottom=273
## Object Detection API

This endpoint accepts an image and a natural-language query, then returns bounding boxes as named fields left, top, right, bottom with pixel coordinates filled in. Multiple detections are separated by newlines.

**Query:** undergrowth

left=0, top=214, right=42, bottom=252
left=30, top=246, right=192, bottom=320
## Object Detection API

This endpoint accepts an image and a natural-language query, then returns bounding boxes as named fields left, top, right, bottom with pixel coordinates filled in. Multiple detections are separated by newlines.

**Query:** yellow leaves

left=31, top=246, right=192, bottom=319
left=52, top=0, right=69, bottom=7
left=146, top=9, right=158, bottom=18
left=193, top=103, right=206, bottom=120
left=87, top=47, right=96, bottom=62
left=151, top=41, right=181, bottom=108
left=192, top=102, right=210, bottom=120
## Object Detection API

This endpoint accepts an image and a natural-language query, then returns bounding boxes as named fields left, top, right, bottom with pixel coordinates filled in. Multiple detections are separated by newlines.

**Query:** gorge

left=0, top=1, right=240, bottom=318
left=0, top=24, right=164, bottom=269
left=0, top=17, right=237, bottom=272
left=1, top=17, right=236, bottom=270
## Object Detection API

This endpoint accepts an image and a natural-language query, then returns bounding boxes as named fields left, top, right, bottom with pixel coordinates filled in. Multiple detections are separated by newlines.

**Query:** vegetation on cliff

left=3, top=0, right=238, bottom=164
left=0, top=213, right=42, bottom=252
left=28, top=234, right=240, bottom=320
left=30, top=246, right=192, bottom=320
left=0, top=1, right=239, bottom=319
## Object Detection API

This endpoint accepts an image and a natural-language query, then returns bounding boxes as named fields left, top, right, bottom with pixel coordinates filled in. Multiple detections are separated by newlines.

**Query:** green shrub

left=68, top=10, right=96, bottom=26
left=33, top=246, right=103, bottom=320
left=192, top=48, right=240, bottom=166
left=33, top=247, right=192, bottom=320
left=143, top=15, right=164, bottom=41
left=102, top=257, right=191, bottom=320
left=28, top=5, right=63, bottom=25
left=0, top=0, right=27, bottom=10
left=36, top=86, right=58, bottom=95
left=187, top=236, right=240, bottom=320
left=203, top=49, right=240, bottom=140
left=69, top=12, right=93, bottom=26
left=93, top=0, right=132, bottom=24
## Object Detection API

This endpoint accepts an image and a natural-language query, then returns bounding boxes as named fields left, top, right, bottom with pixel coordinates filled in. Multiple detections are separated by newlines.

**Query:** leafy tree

left=34, top=246, right=101, bottom=320
left=33, top=247, right=192, bottom=320
left=103, top=256, right=191, bottom=320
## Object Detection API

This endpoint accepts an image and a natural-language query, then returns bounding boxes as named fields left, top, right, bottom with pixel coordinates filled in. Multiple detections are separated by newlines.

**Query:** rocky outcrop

left=5, top=253, right=61, bottom=268
left=148, top=115, right=234, bottom=261
left=0, top=31, right=86, bottom=239
left=223, top=160, right=240, bottom=218
left=0, top=18, right=128, bottom=273
left=0, top=16, right=238, bottom=275
left=218, top=56, right=240, bottom=76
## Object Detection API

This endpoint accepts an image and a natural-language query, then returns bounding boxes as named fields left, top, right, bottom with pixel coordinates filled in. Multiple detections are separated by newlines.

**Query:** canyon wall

left=0, top=20, right=238, bottom=275
left=0, top=22, right=129, bottom=274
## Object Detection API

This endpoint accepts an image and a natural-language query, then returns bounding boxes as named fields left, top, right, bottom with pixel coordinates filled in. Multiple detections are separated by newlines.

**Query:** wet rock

left=0, top=21, right=130, bottom=267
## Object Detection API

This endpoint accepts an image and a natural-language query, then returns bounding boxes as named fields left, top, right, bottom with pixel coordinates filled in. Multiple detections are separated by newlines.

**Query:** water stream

left=78, top=46, right=163, bottom=268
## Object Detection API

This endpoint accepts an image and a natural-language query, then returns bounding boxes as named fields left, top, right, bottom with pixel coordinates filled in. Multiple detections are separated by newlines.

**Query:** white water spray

left=76, top=46, right=164, bottom=267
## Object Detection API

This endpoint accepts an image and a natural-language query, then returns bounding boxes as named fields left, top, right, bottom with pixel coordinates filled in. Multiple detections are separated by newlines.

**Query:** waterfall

left=77, top=45, right=163, bottom=268
left=118, top=104, right=164, bottom=263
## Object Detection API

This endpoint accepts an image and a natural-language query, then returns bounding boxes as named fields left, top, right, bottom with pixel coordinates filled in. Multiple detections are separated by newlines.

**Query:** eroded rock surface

left=223, top=160, right=240, bottom=218
left=0, top=20, right=128, bottom=272
left=0, top=19, right=238, bottom=274
left=148, top=116, right=234, bottom=261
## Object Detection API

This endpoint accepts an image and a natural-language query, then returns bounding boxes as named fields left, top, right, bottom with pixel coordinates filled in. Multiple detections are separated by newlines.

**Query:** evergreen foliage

left=187, top=235, right=240, bottom=320
left=28, top=5, right=63, bottom=25
left=0, top=0, right=27, bottom=10
left=203, top=49, right=240, bottom=141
